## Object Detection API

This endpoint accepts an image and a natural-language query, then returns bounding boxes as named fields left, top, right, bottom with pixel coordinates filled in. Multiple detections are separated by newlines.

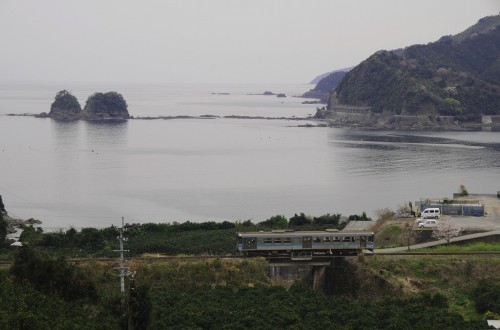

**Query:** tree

left=288, top=213, right=312, bottom=226
left=0, top=212, right=6, bottom=244
left=128, top=278, right=152, bottom=330
left=79, top=227, right=105, bottom=251
left=458, top=184, right=468, bottom=196
left=258, top=215, right=287, bottom=228
left=472, top=281, right=500, bottom=314
left=431, top=221, right=462, bottom=244
left=0, top=195, right=6, bottom=214
left=348, top=211, right=371, bottom=221
left=400, top=223, right=419, bottom=250
left=19, top=226, right=43, bottom=246
left=82, top=91, right=129, bottom=119
left=313, top=213, right=342, bottom=226
left=51, top=90, right=81, bottom=111
left=10, top=246, right=97, bottom=301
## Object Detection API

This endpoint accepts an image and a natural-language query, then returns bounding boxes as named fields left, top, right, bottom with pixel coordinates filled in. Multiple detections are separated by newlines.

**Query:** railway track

left=1, top=251, right=499, bottom=267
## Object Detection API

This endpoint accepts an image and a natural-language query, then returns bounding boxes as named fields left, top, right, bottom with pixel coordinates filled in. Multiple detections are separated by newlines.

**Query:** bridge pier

left=312, top=266, right=326, bottom=292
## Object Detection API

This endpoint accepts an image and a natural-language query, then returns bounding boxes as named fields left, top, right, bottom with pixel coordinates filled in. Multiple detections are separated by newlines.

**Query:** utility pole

left=114, top=216, right=134, bottom=295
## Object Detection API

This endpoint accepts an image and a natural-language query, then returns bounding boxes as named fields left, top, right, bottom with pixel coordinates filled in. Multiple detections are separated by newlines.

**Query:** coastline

left=4, top=112, right=498, bottom=131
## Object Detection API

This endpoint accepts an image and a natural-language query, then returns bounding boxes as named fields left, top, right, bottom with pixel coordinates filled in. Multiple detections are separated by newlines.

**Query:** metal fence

left=420, top=203, right=485, bottom=216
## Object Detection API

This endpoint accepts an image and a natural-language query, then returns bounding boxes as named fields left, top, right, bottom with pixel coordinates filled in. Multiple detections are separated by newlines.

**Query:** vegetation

left=11, top=246, right=97, bottom=301
left=82, top=91, right=130, bottom=120
left=0, top=249, right=496, bottom=328
left=472, top=281, right=500, bottom=315
left=333, top=16, right=500, bottom=119
left=2, top=209, right=500, bottom=328
left=302, top=71, right=348, bottom=102
left=366, top=255, right=500, bottom=321
left=459, top=184, right=469, bottom=196
left=258, top=214, right=288, bottom=228
left=50, top=90, right=81, bottom=112
left=48, top=90, right=82, bottom=120
left=415, top=242, right=500, bottom=253
left=150, top=284, right=486, bottom=329
left=0, top=212, right=6, bottom=245
left=432, top=221, right=462, bottom=243
left=2, top=212, right=360, bottom=259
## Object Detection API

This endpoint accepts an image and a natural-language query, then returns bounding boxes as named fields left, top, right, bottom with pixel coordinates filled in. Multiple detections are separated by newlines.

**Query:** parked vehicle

left=421, top=208, right=440, bottom=219
left=419, top=219, right=438, bottom=228
left=415, top=218, right=424, bottom=225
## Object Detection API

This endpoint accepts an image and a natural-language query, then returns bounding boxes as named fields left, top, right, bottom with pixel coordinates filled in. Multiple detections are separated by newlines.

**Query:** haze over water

left=1, top=83, right=499, bottom=229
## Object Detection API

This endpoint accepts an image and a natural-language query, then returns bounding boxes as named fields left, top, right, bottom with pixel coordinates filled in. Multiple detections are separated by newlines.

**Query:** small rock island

left=45, top=90, right=82, bottom=120
left=39, top=90, right=130, bottom=120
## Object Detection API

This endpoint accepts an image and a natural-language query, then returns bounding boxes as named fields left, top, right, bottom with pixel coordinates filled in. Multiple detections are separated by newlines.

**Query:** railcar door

left=360, top=236, right=367, bottom=248
left=243, top=237, right=257, bottom=250
left=302, top=236, right=312, bottom=249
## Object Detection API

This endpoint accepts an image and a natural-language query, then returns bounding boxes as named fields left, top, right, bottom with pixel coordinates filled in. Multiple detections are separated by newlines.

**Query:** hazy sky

left=0, top=0, right=498, bottom=84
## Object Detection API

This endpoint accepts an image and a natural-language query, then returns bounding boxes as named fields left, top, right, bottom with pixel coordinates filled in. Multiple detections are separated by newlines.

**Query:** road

left=444, top=194, right=500, bottom=231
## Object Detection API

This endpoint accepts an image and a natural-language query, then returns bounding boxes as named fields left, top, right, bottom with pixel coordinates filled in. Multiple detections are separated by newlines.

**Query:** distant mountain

left=303, top=67, right=353, bottom=103
left=309, top=67, right=353, bottom=84
left=331, top=14, right=500, bottom=120
left=303, top=70, right=349, bottom=103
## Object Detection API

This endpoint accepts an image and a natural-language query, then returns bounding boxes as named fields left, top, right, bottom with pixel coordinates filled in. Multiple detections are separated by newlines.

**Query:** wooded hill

left=329, top=15, right=500, bottom=121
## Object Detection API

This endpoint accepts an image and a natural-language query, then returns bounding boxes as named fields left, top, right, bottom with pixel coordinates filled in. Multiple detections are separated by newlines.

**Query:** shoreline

left=3, top=113, right=498, bottom=131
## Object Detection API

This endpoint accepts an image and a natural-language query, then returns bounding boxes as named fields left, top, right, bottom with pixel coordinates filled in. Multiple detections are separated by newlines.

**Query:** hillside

left=331, top=15, right=500, bottom=121
left=303, top=70, right=348, bottom=103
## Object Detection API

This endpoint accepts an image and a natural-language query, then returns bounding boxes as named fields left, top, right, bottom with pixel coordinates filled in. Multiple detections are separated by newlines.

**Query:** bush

left=11, top=247, right=97, bottom=301
left=472, top=281, right=500, bottom=314
left=288, top=213, right=312, bottom=226
left=0, top=212, right=6, bottom=245
left=51, top=90, right=81, bottom=111
left=258, top=215, right=288, bottom=228
left=313, top=213, right=342, bottom=226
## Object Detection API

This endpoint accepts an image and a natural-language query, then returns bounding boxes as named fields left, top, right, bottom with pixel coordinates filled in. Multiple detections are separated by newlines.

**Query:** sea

left=1, top=82, right=499, bottom=230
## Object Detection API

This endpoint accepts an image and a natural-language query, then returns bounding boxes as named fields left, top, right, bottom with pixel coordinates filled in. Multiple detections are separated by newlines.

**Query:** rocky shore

left=4, top=214, right=42, bottom=234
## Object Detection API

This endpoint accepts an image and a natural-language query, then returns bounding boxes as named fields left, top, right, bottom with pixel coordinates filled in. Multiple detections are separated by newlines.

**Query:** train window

left=283, top=237, right=292, bottom=244
left=264, top=238, right=272, bottom=244
left=273, top=237, right=282, bottom=244
left=323, top=237, right=331, bottom=243
left=313, top=237, right=321, bottom=243
left=333, top=237, right=340, bottom=242
left=342, top=236, right=352, bottom=242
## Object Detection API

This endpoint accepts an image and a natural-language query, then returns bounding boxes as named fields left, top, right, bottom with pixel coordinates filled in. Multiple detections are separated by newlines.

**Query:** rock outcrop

left=40, top=90, right=130, bottom=121
left=46, top=90, right=82, bottom=120
left=81, top=92, right=130, bottom=120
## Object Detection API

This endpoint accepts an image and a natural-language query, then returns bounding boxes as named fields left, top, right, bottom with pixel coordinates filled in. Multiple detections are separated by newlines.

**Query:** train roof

left=237, top=230, right=374, bottom=237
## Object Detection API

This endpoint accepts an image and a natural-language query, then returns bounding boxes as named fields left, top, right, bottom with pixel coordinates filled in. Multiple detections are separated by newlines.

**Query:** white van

left=421, top=208, right=440, bottom=219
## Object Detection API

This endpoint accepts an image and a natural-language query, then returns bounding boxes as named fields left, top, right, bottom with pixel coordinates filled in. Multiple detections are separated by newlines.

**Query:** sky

left=0, top=0, right=499, bottom=84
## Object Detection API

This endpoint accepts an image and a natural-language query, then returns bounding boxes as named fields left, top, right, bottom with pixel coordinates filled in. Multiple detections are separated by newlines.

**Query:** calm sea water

left=1, top=83, right=499, bottom=229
